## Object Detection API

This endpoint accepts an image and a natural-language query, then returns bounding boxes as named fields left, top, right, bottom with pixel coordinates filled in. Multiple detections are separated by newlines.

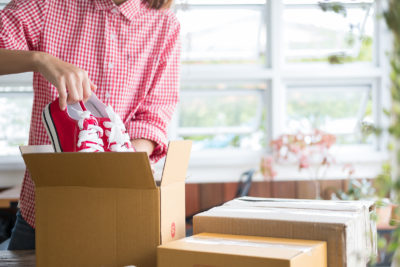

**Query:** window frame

left=172, top=0, right=390, bottom=181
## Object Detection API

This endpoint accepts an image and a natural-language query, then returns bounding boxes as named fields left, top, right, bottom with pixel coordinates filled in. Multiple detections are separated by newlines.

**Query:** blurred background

left=170, top=0, right=389, bottom=182
left=0, top=0, right=391, bottom=184
left=0, top=0, right=391, bottom=189
left=0, top=0, right=398, bottom=264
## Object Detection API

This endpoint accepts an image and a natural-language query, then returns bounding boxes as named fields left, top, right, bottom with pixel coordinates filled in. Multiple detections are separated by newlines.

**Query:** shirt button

left=105, top=91, right=111, bottom=99
left=110, top=34, right=116, bottom=40
left=108, top=62, right=114, bottom=69
left=111, top=7, right=119, bottom=14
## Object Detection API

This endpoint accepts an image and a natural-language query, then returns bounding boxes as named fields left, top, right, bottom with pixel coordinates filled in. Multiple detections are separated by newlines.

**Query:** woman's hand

left=0, top=49, right=96, bottom=110
left=131, top=139, right=156, bottom=157
left=35, top=52, right=97, bottom=110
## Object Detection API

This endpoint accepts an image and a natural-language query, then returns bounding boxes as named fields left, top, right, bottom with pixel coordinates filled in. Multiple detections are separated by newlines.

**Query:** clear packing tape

left=227, top=196, right=375, bottom=212
left=184, top=236, right=315, bottom=254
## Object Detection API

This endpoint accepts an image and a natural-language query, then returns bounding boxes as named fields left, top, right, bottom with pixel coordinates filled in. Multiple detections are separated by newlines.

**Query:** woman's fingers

left=66, top=76, right=81, bottom=105
left=83, top=78, right=92, bottom=102
left=57, top=81, right=68, bottom=111
left=35, top=53, right=95, bottom=107
left=90, top=81, right=97, bottom=92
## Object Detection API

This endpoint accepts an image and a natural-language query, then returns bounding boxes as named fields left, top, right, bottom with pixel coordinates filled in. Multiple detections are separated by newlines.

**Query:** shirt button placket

left=106, top=7, right=118, bottom=104
left=106, top=62, right=113, bottom=102
left=108, top=30, right=115, bottom=100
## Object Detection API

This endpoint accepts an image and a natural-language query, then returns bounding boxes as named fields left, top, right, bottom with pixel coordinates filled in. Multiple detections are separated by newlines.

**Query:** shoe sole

left=42, top=104, right=63, bottom=152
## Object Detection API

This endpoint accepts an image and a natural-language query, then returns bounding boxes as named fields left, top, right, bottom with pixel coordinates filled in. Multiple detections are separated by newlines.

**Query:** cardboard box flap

left=161, top=140, right=192, bottom=186
left=20, top=146, right=155, bottom=189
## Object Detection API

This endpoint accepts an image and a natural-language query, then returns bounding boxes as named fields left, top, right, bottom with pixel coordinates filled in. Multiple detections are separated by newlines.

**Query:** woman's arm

left=0, top=49, right=38, bottom=74
left=0, top=0, right=94, bottom=109
left=0, top=48, right=96, bottom=110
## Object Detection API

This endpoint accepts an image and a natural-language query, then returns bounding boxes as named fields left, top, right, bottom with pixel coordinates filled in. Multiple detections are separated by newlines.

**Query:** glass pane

left=286, top=86, right=373, bottom=144
left=179, top=81, right=267, bottom=150
left=0, top=0, right=9, bottom=10
left=180, top=93, right=260, bottom=128
left=175, top=0, right=267, bottom=65
left=283, top=1, right=374, bottom=64
left=0, top=87, right=33, bottom=155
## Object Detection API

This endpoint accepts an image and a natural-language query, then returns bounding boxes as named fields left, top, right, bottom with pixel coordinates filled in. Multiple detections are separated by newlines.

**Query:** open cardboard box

left=20, top=140, right=192, bottom=267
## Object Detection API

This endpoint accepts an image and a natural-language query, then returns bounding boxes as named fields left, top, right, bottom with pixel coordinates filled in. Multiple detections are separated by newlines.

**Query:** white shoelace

left=103, top=106, right=133, bottom=152
left=76, top=110, right=105, bottom=152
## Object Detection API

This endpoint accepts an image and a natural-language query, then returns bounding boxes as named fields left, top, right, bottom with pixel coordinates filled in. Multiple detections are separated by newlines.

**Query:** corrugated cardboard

left=157, top=233, right=327, bottom=267
left=224, top=196, right=377, bottom=257
left=20, top=140, right=192, bottom=267
left=193, top=197, right=376, bottom=267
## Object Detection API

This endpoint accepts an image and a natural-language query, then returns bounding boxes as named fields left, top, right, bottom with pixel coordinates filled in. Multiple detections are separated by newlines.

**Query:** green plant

left=333, top=179, right=376, bottom=201
left=318, top=2, right=347, bottom=17
left=372, top=0, right=400, bottom=262
left=319, top=1, right=400, bottom=264
left=270, top=129, right=336, bottom=199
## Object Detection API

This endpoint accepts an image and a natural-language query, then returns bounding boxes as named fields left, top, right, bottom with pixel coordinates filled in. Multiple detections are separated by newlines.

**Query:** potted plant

left=263, top=129, right=336, bottom=199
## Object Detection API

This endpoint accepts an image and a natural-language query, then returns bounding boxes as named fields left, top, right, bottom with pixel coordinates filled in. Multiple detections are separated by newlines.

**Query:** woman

left=0, top=0, right=180, bottom=250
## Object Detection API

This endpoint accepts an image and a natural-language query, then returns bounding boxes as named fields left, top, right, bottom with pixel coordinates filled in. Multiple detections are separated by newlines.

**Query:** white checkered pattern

left=0, top=0, right=181, bottom=228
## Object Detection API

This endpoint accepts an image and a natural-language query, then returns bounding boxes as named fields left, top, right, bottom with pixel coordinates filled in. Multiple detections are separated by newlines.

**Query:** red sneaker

left=42, top=98, right=105, bottom=152
left=84, top=93, right=134, bottom=152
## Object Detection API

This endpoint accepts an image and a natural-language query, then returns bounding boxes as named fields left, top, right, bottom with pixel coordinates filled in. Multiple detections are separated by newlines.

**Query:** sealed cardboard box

left=157, top=233, right=327, bottom=267
left=193, top=197, right=376, bottom=267
left=224, top=196, right=377, bottom=257
left=20, top=140, right=192, bottom=267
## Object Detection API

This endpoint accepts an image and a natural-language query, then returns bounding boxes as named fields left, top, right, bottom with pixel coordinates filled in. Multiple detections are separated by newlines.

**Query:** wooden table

left=0, top=250, right=35, bottom=266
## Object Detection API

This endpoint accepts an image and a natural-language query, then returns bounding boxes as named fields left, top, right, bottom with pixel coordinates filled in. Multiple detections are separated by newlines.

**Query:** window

left=172, top=0, right=389, bottom=173
left=0, top=86, right=33, bottom=155
left=179, top=81, right=267, bottom=150
left=285, top=84, right=373, bottom=144
left=0, top=0, right=8, bottom=9
left=283, top=0, right=374, bottom=65
left=175, top=0, right=267, bottom=65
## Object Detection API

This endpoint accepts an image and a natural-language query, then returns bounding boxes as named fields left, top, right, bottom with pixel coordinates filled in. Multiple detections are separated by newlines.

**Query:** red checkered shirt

left=0, top=0, right=181, bottom=228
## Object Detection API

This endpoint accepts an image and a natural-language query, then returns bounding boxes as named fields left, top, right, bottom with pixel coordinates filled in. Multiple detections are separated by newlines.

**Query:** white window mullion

left=268, top=0, right=285, bottom=140
left=371, top=79, right=382, bottom=150
left=264, top=79, right=273, bottom=153
left=373, top=0, right=381, bottom=68
left=371, top=1, right=382, bottom=152
left=375, top=0, right=392, bottom=153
